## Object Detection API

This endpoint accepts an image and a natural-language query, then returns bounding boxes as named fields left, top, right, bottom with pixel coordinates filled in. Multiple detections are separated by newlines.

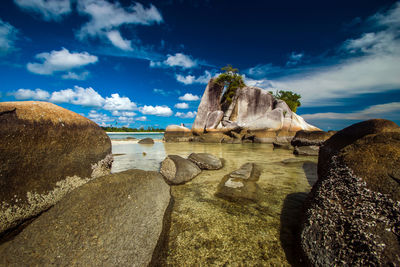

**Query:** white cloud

left=135, top=116, right=147, bottom=121
left=12, top=88, right=50, bottom=100
left=150, top=53, right=197, bottom=69
left=139, top=105, right=173, bottom=116
left=14, top=0, right=71, bottom=21
left=176, top=70, right=211, bottom=85
left=153, top=88, right=169, bottom=96
left=27, top=48, right=98, bottom=75
left=61, top=71, right=90, bottom=80
left=87, top=110, right=113, bottom=126
left=0, top=19, right=18, bottom=56
left=49, top=86, right=105, bottom=107
left=117, top=116, right=134, bottom=124
left=106, top=30, right=133, bottom=51
left=111, top=110, right=136, bottom=117
left=178, top=93, right=200, bottom=101
left=246, top=2, right=400, bottom=107
left=174, top=102, right=189, bottom=109
left=175, top=111, right=197, bottom=119
left=103, top=93, right=137, bottom=111
left=77, top=0, right=162, bottom=50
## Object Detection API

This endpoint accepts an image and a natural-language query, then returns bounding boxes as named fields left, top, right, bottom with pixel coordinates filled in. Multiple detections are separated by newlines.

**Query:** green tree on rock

left=269, top=90, right=301, bottom=112
left=216, top=64, right=246, bottom=111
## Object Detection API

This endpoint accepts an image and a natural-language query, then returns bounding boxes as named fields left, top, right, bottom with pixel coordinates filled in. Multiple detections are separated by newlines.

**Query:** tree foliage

left=101, top=126, right=165, bottom=132
left=269, top=90, right=301, bottom=112
left=216, top=64, right=246, bottom=111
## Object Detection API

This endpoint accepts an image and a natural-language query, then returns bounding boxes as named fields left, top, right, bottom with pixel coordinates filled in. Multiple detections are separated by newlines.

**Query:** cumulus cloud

left=27, top=48, right=98, bottom=76
left=14, top=0, right=71, bottom=21
left=150, top=53, right=197, bottom=69
left=245, top=2, right=400, bottom=107
left=178, top=93, right=200, bottom=101
left=12, top=88, right=50, bottom=100
left=87, top=110, right=113, bottom=126
left=0, top=19, right=18, bottom=56
left=111, top=110, right=136, bottom=117
left=49, top=86, right=105, bottom=107
left=176, top=70, right=211, bottom=85
left=175, top=111, right=197, bottom=119
left=77, top=0, right=163, bottom=50
left=174, top=102, right=189, bottom=109
left=139, top=105, right=173, bottom=116
left=103, top=93, right=137, bottom=111
left=135, top=116, right=147, bottom=121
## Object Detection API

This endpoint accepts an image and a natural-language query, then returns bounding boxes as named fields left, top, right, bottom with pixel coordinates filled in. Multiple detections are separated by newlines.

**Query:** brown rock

left=164, top=125, right=192, bottom=142
left=0, top=169, right=171, bottom=266
left=294, top=145, right=319, bottom=156
left=0, top=101, right=112, bottom=234
left=160, top=155, right=201, bottom=185
left=291, top=130, right=336, bottom=147
left=188, top=153, right=223, bottom=170
left=138, top=138, right=154, bottom=144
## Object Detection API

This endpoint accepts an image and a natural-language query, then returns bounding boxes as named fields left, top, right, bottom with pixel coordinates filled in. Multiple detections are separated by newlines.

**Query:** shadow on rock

left=302, top=162, right=318, bottom=187
left=279, top=192, right=309, bottom=267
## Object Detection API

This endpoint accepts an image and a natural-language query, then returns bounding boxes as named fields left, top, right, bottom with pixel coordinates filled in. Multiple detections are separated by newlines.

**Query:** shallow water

left=112, top=142, right=318, bottom=266
left=107, top=132, right=164, bottom=140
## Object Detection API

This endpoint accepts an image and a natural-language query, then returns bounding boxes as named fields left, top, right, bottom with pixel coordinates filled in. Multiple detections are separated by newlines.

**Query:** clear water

left=107, top=132, right=164, bottom=140
left=112, top=142, right=317, bottom=266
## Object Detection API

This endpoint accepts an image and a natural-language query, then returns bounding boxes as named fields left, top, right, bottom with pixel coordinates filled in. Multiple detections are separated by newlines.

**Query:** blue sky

left=0, top=0, right=399, bottom=130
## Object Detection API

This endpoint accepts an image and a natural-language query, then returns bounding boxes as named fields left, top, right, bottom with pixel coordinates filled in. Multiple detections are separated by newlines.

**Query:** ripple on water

left=112, top=142, right=317, bottom=266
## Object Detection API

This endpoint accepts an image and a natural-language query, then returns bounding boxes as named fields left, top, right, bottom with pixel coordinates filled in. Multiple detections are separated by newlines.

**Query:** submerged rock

left=0, top=169, right=172, bottom=266
left=293, top=145, right=319, bottom=156
left=301, top=119, right=400, bottom=266
left=215, top=163, right=262, bottom=201
left=138, top=137, right=154, bottom=144
left=0, top=101, right=112, bottom=234
left=160, top=155, right=201, bottom=185
left=188, top=153, right=223, bottom=170
left=273, top=141, right=293, bottom=150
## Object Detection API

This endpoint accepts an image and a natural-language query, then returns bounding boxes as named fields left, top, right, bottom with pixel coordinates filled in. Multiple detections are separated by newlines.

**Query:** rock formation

left=300, top=119, right=400, bottom=265
left=0, top=101, right=112, bottom=234
left=164, top=125, right=193, bottom=142
left=160, top=155, right=201, bottom=185
left=0, top=169, right=172, bottom=266
left=188, top=153, right=223, bottom=170
left=138, top=137, right=154, bottom=144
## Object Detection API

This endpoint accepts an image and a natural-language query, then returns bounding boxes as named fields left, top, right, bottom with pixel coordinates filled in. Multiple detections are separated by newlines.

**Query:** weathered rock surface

left=301, top=119, right=400, bottom=266
left=160, top=155, right=201, bottom=185
left=138, top=137, right=154, bottom=144
left=293, top=145, right=319, bottom=156
left=188, top=153, right=223, bottom=170
left=164, top=125, right=193, bottom=142
left=215, top=163, right=262, bottom=201
left=0, top=169, right=171, bottom=266
left=0, top=101, right=112, bottom=234
left=273, top=142, right=293, bottom=150
left=291, top=130, right=336, bottom=147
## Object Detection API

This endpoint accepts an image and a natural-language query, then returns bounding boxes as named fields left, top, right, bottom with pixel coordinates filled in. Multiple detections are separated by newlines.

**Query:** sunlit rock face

left=301, top=119, right=400, bottom=266
left=0, top=101, right=112, bottom=234
left=192, top=79, right=320, bottom=136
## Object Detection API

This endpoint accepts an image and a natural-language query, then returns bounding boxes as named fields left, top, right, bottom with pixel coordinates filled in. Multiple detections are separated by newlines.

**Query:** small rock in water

left=293, top=145, right=319, bottom=156
left=187, top=153, right=223, bottom=170
left=160, top=155, right=201, bottom=185
left=215, top=163, right=262, bottom=201
left=143, top=152, right=147, bottom=156
left=138, top=138, right=154, bottom=144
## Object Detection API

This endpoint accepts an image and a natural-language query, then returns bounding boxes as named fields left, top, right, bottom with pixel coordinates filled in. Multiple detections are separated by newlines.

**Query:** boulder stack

left=0, top=101, right=112, bottom=234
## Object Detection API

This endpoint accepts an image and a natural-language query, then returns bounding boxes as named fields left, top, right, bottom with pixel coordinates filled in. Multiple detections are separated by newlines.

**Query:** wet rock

left=138, top=138, right=154, bottom=144
left=273, top=142, right=293, bottom=150
left=160, top=155, right=201, bottom=185
left=188, top=153, right=223, bottom=170
left=164, top=125, right=192, bottom=142
left=215, top=163, right=262, bottom=201
left=291, top=130, right=336, bottom=147
left=301, top=119, right=400, bottom=266
left=0, top=169, right=171, bottom=266
left=293, top=145, right=319, bottom=156
left=0, top=101, right=112, bottom=234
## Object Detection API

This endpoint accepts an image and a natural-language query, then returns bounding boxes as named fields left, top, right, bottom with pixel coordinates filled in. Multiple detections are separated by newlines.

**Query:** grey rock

left=0, top=101, right=112, bottom=234
left=273, top=141, right=293, bottom=150
left=138, top=138, right=154, bottom=144
left=215, top=163, right=262, bottom=201
left=206, top=110, right=224, bottom=130
left=160, top=155, right=201, bottom=185
left=0, top=169, right=171, bottom=267
left=294, top=145, right=319, bottom=156
left=188, top=153, right=223, bottom=170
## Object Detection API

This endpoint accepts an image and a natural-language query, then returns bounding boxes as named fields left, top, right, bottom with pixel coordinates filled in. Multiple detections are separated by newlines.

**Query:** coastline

left=106, top=132, right=164, bottom=134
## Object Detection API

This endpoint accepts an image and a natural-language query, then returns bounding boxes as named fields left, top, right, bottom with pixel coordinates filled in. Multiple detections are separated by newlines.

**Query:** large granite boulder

left=301, top=119, right=400, bottom=265
left=188, top=153, right=223, bottom=170
left=215, top=163, right=262, bottom=201
left=0, top=169, right=171, bottom=266
left=192, top=78, right=224, bottom=133
left=291, top=130, right=336, bottom=147
left=0, top=101, right=112, bottom=234
left=138, top=137, right=154, bottom=144
left=164, top=125, right=192, bottom=142
left=160, top=155, right=201, bottom=185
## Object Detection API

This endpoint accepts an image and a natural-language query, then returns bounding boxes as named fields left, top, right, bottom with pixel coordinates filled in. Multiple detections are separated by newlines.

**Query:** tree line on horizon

left=101, top=126, right=165, bottom=132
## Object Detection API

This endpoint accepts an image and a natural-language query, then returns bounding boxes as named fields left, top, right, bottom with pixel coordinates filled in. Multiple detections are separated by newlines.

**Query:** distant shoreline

left=106, top=132, right=165, bottom=134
